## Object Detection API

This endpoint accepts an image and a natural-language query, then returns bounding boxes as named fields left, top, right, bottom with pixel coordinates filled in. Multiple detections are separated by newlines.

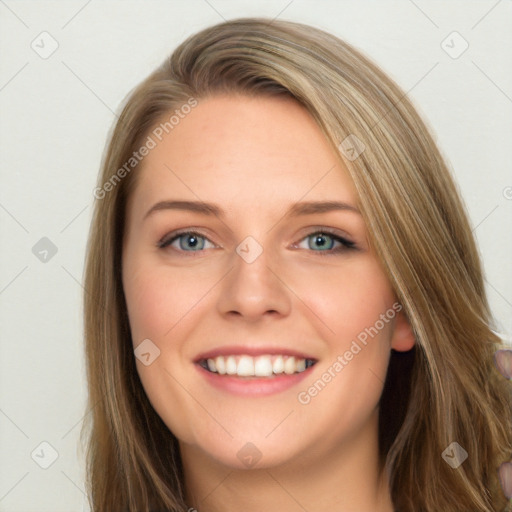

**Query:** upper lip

left=193, top=345, right=318, bottom=363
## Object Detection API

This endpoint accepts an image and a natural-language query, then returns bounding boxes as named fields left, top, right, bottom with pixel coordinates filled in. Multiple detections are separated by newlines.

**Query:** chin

left=196, top=436, right=301, bottom=471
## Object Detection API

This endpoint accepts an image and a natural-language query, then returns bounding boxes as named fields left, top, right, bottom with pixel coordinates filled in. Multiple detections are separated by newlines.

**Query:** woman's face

left=122, top=94, right=414, bottom=470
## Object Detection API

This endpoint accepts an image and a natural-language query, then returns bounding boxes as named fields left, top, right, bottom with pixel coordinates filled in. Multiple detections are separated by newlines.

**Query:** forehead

left=128, top=94, right=358, bottom=219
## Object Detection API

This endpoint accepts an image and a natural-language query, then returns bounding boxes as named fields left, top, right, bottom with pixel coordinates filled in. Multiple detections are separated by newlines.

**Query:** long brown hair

left=81, top=17, right=512, bottom=511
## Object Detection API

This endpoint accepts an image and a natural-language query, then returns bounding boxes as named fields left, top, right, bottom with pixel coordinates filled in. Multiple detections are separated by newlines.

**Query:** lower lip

left=195, top=363, right=315, bottom=396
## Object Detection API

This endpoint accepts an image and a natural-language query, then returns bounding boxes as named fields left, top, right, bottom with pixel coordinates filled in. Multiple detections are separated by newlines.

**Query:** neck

left=180, top=409, right=395, bottom=512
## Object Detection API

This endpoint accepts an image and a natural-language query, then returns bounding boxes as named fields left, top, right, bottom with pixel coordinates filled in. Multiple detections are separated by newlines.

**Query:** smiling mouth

left=198, top=354, right=317, bottom=378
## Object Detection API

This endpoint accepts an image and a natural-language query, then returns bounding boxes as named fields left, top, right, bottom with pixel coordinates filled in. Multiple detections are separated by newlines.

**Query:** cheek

left=293, top=257, right=396, bottom=347
left=123, top=267, right=170, bottom=344
left=123, top=258, right=208, bottom=345
left=122, top=258, right=202, bottom=443
left=294, top=265, right=395, bottom=443
left=296, top=259, right=396, bottom=413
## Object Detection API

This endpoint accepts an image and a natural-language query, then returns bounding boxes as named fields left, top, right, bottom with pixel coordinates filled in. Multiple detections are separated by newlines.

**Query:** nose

left=216, top=237, right=292, bottom=322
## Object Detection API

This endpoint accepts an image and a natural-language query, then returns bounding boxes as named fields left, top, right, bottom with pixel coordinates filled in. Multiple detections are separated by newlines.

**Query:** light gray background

left=1, top=1, right=511, bottom=510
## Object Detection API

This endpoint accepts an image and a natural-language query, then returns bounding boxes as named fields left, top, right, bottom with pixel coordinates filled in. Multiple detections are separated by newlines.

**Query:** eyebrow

left=144, top=199, right=360, bottom=220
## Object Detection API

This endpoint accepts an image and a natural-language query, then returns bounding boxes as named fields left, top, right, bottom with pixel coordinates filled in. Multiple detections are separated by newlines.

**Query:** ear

left=390, top=309, right=415, bottom=352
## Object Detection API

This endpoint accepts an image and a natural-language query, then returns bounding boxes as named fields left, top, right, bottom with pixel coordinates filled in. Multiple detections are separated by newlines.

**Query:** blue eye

left=158, top=231, right=215, bottom=252
left=298, top=231, right=356, bottom=254
left=157, top=229, right=356, bottom=255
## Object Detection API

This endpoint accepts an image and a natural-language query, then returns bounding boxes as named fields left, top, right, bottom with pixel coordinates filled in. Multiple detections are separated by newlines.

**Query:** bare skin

left=122, top=94, right=415, bottom=512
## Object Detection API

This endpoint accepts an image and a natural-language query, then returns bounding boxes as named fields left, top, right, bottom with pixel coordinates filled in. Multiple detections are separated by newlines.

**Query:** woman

left=81, top=17, right=512, bottom=512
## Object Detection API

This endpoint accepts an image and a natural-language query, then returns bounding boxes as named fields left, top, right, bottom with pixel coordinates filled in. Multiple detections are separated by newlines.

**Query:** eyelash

left=157, top=228, right=357, bottom=257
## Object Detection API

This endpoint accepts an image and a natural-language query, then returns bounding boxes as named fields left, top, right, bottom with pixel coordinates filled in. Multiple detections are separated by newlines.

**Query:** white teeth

left=272, top=356, right=284, bottom=374
left=284, top=356, right=296, bottom=375
left=201, top=354, right=313, bottom=377
left=254, top=356, right=273, bottom=377
left=226, top=356, right=237, bottom=375
left=237, top=355, right=255, bottom=376
left=215, top=356, right=226, bottom=375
